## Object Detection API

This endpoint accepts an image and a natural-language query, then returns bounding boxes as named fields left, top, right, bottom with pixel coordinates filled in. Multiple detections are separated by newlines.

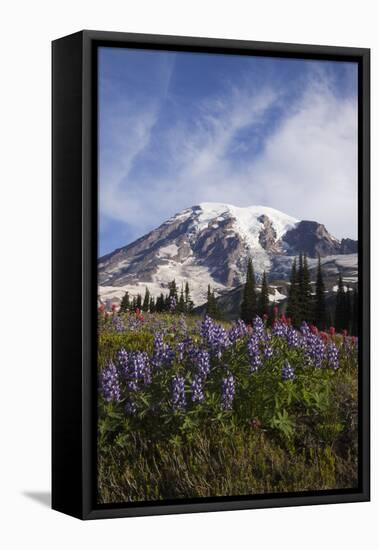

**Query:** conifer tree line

left=239, top=254, right=358, bottom=334
left=205, top=284, right=221, bottom=318
left=334, top=274, right=358, bottom=335
left=119, top=280, right=194, bottom=314
left=240, top=258, right=270, bottom=323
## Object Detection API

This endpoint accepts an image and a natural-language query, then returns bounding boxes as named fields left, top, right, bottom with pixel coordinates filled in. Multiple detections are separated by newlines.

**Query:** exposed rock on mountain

left=98, top=203, right=358, bottom=307
left=282, top=220, right=341, bottom=257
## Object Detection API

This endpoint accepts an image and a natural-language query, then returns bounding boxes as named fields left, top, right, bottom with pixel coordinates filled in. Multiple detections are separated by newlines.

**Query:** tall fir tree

left=178, top=286, right=185, bottom=313
left=300, top=254, right=312, bottom=323
left=142, top=287, right=150, bottom=312
left=314, top=255, right=326, bottom=329
left=334, top=274, right=346, bottom=332
left=258, top=271, right=269, bottom=317
left=136, top=294, right=142, bottom=310
left=344, top=287, right=352, bottom=333
left=184, top=281, right=193, bottom=314
left=206, top=285, right=215, bottom=317
left=119, top=291, right=130, bottom=313
left=168, top=280, right=178, bottom=300
left=149, top=296, right=155, bottom=313
left=286, top=258, right=300, bottom=326
left=240, top=258, right=257, bottom=324
left=156, top=293, right=164, bottom=313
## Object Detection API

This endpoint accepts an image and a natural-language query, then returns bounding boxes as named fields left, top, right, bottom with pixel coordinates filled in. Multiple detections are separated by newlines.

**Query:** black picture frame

left=52, top=30, right=370, bottom=520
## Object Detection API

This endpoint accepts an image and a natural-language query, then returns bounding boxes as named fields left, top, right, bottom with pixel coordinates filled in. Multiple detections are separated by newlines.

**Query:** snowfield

left=98, top=202, right=357, bottom=308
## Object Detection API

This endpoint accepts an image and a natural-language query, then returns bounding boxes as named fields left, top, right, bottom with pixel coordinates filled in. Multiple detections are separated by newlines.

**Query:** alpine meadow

left=97, top=47, right=359, bottom=504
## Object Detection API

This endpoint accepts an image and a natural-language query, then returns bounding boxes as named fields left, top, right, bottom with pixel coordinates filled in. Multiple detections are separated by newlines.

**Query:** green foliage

left=142, top=287, right=150, bottom=312
left=97, top=311, right=358, bottom=503
left=299, top=254, right=312, bottom=323
left=119, top=291, right=130, bottom=313
left=258, top=271, right=269, bottom=317
left=206, top=285, right=221, bottom=318
left=314, top=255, right=326, bottom=329
left=240, top=258, right=257, bottom=324
left=334, top=274, right=352, bottom=332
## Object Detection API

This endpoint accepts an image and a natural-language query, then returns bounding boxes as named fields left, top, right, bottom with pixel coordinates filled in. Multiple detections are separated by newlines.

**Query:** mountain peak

left=171, top=202, right=299, bottom=243
left=98, top=202, right=357, bottom=307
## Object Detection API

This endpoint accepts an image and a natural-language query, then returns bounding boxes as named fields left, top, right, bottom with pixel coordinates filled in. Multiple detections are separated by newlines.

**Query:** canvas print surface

left=97, top=46, right=359, bottom=505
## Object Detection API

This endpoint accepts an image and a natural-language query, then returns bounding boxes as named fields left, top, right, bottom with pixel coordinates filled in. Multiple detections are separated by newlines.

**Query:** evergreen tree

left=149, top=296, right=155, bottom=313
left=119, top=291, right=130, bottom=313
left=156, top=293, right=164, bottom=313
left=258, top=271, right=269, bottom=317
left=131, top=296, right=137, bottom=311
left=178, top=287, right=185, bottom=313
left=206, top=285, right=215, bottom=317
left=240, top=258, right=257, bottom=324
left=184, top=281, right=194, bottom=314
left=168, top=280, right=178, bottom=300
left=326, top=309, right=333, bottom=331
left=334, top=274, right=346, bottom=332
left=314, top=255, right=326, bottom=330
left=142, top=287, right=150, bottom=312
left=136, top=294, right=142, bottom=310
left=344, top=287, right=352, bottom=333
left=286, top=258, right=300, bottom=326
left=297, top=253, right=304, bottom=289
left=300, top=254, right=312, bottom=323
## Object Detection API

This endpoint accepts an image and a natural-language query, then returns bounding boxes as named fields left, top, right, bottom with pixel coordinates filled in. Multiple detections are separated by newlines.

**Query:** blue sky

left=98, top=47, right=358, bottom=256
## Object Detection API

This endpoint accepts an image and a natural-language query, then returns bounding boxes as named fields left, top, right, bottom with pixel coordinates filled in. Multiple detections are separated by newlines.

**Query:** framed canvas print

left=52, top=30, right=370, bottom=519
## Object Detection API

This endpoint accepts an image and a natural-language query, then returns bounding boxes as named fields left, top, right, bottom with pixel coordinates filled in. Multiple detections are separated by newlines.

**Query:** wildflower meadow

left=97, top=308, right=358, bottom=504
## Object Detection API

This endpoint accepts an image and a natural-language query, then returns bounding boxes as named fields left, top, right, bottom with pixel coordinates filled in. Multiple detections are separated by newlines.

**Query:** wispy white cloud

left=100, top=63, right=357, bottom=248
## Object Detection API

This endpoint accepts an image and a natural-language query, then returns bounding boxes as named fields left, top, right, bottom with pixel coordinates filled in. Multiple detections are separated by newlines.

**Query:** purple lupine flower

left=112, top=315, right=125, bottom=332
left=176, top=342, right=185, bottom=362
left=201, top=316, right=231, bottom=358
left=169, top=296, right=177, bottom=312
left=263, top=344, right=273, bottom=359
left=248, top=334, right=262, bottom=373
left=190, top=375, right=205, bottom=403
left=327, top=343, right=339, bottom=370
left=194, top=349, right=211, bottom=379
left=152, top=333, right=175, bottom=369
left=228, top=319, right=248, bottom=344
left=100, top=360, right=121, bottom=402
left=300, top=321, right=311, bottom=336
left=178, top=316, right=188, bottom=336
left=127, top=315, right=143, bottom=332
left=172, top=375, right=186, bottom=410
left=221, top=374, right=235, bottom=410
left=281, top=360, right=296, bottom=381
left=135, top=351, right=152, bottom=385
left=116, top=347, right=129, bottom=378
left=304, top=334, right=325, bottom=368
left=287, top=327, right=300, bottom=348
left=252, top=316, right=265, bottom=339
left=272, top=321, right=288, bottom=338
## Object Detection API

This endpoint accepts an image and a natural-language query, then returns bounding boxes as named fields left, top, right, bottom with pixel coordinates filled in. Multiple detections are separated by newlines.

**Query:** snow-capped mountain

left=98, top=203, right=357, bottom=307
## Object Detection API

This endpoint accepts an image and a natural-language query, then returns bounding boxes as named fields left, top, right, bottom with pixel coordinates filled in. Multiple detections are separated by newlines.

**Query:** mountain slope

left=98, top=203, right=357, bottom=307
